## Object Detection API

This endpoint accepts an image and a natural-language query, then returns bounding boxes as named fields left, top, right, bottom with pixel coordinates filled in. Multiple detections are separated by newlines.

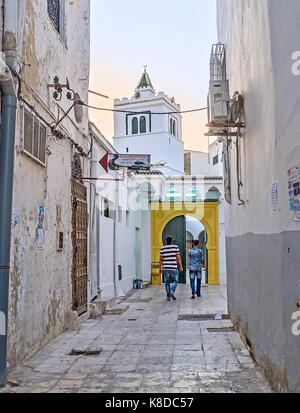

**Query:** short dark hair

left=166, top=236, right=173, bottom=245
left=193, top=240, right=200, bottom=246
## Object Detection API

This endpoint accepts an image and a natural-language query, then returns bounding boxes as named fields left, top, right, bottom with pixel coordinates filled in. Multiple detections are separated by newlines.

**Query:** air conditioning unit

left=208, top=80, right=229, bottom=124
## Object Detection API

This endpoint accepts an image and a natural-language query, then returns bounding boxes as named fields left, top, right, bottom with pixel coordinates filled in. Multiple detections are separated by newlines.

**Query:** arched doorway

left=151, top=202, right=219, bottom=285
left=186, top=216, right=208, bottom=283
left=161, top=216, right=209, bottom=285
left=162, top=216, right=187, bottom=283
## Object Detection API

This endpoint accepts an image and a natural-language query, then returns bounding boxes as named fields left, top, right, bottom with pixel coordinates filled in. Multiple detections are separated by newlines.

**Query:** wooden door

left=162, top=216, right=186, bottom=283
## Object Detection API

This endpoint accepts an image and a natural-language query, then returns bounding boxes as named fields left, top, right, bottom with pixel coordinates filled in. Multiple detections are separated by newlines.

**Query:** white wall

left=185, top=216, right=205, bottom=239
left=217, top=0, right=300, bottom=391
left=90, top=129, right=152, bottom=299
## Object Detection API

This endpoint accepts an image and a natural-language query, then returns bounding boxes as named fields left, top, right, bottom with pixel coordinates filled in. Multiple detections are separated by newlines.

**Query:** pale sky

left=89, top=0, right=217, bottom=152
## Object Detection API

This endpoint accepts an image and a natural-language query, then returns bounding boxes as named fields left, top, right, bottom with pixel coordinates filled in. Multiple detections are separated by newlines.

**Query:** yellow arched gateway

left=151, top=202, right=220, bottom=285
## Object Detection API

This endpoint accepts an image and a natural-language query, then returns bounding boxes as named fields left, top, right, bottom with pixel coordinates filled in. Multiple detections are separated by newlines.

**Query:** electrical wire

left=14, top=69, right=207, bottom=159
left=18, top=95, right=91, bottom=158
left=52, top=101, right=76, bottom=129
left=19, top=96, right=52, bottom=128
left=78, top=100, right=207, bottom=115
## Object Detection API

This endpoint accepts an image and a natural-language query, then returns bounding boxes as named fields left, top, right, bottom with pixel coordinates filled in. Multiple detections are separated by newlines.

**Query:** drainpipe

left=112, top=179, right=118, bottom=298
left=0, top=53, right=17, bottom=388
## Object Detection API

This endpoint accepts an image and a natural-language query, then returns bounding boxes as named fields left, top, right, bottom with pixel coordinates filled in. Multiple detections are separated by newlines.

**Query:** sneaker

left=191, top=295, right=196, bottom=299
left=171, top=294, right=177, bottom=301
left=166, top=297, right=171, bottom=302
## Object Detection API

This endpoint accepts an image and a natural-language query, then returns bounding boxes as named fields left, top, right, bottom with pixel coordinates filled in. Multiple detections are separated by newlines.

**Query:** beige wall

left=8, top=0, right=91, bottom=368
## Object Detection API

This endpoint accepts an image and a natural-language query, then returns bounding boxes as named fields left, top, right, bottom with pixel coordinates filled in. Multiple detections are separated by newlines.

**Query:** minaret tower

left=113, top=68, right=184, bottom=176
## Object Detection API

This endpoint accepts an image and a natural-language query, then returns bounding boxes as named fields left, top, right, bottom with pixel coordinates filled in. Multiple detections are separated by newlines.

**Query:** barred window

left=132, top=117, right=138, bottom=135
left=23, top=107, right=47, bottom=165
left=213, top=155, right=219, bottom=165
left=48, top=0, right=60, bottom=34
left=140, top=116, right=146, bottom=134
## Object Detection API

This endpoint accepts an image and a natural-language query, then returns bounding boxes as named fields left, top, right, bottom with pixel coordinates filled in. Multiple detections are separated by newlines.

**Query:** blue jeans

left=189, top=270, right=202, bottom=296
left=163, top=270, right=179, bottom=298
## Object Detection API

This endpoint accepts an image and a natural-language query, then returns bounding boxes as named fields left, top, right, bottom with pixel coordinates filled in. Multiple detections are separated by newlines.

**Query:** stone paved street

left=1, top=285, right=272, bottom=393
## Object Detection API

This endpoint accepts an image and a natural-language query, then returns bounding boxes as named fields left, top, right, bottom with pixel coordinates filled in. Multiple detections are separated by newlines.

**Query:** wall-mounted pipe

left=236, top=130, right=245, bottom=206
left=0, top=53, right=17, bottom=388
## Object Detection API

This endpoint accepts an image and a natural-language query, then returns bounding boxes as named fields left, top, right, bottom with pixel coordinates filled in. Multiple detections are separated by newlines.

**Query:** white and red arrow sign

left=99, top=153, right=151, bottom=173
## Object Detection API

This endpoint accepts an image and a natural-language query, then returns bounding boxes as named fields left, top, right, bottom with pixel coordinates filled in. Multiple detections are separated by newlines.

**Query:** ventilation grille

left=23, top=107, right=47, bottom=165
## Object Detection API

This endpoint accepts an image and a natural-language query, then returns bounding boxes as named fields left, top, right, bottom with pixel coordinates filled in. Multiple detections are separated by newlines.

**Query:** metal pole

left=0, top=95, right=17, bottom=387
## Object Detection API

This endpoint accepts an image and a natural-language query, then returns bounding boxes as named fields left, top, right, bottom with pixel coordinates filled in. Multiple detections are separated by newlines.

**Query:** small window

left=140, top=116, right=146, bottom=134
left=118, top=265, right=122, bottom=281
left=169, top=118, right=176, bottom=136
left=132, top=117, right=138, bottom=134
left=23, top=107, right=47, bottom=165
left=213, top=155, right=219, bottom=165
left=48, top=0, right=65, bottom=39
left=103, top=198, right=109, bottom=218
left=48, top=0, right=60, bottom=33
left=173, top=120, right=176, bottom=136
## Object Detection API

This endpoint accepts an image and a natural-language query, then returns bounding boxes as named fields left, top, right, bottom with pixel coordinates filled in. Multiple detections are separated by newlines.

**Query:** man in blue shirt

left=188, top=240, right=204, bottom=299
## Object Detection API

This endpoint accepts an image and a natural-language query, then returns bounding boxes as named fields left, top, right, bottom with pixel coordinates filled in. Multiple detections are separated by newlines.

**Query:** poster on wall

left=38, top=204, right=45, bottom=249
left=288, top=166, right=300, bottom=222
left=271, top=182, right=278, bottom=212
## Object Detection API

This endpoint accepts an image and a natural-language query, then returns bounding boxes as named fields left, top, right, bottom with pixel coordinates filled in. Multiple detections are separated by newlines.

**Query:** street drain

left=68, top=348, right=102, bottom=356
left=136, top=309, right=145, bottom=311
left=178, top=314, right=231, bottom=321
left=128, top=318, right=137, bottom=321
left=127, top=298, right=151, bottom=303
left=207, top=327, right=234, bottom=333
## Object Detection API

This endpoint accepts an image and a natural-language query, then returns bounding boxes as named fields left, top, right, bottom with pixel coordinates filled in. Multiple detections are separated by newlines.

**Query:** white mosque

left=113, top=68, right=185, bottom=176
left=112, top=68, right=227, bottom=285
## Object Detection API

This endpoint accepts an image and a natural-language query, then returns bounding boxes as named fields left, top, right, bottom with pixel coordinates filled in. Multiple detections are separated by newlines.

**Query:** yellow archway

left=151, top=202, right=220, bottom=285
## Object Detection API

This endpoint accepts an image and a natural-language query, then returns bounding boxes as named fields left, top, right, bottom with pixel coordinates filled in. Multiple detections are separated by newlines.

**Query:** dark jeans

left=189, top=270, right=202, bottom=296
left=163, top=270, right=179, bottom=298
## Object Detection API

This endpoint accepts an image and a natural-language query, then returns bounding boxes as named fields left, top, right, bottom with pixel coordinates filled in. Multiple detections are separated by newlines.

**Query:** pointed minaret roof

left=136, top=66, right=154, bottom=90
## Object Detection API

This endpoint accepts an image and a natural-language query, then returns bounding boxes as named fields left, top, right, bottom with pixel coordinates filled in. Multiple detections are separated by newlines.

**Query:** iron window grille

left=23, top=107, right=47, bottom=165
left=210, top=43, right=226, bottom=81
left=213, top=155, right=219, bottom=165
left=48, top=0, right=60, bottom=33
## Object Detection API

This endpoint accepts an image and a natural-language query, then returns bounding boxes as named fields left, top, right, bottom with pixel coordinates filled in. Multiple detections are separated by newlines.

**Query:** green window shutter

left=140, top=116, right=146, bottom=133
left=132, top=117, right=138, bottom=134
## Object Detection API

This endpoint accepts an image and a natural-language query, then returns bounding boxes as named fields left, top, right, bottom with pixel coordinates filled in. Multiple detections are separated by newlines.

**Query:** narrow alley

left=1, top=286, right=271, bottom=393
left=0, top=0, right=299, bottom=395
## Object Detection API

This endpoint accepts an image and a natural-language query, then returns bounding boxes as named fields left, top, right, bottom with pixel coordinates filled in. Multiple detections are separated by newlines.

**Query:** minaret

left=134, top=66, right=155, bottom=98
left=113, top=68, right=184, bottom=176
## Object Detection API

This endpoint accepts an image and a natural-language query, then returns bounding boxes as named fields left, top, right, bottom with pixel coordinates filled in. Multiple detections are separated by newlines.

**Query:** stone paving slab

left=0, top=285, right=273, bottom=393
